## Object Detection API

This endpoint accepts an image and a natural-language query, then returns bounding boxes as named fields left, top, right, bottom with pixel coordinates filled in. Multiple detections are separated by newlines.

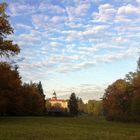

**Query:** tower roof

left=52, top=91, right=57, bottom=99
left=53, top=91, right=56, bottom=96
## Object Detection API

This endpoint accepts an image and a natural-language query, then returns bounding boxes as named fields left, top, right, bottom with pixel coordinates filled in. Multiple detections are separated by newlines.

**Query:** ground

left=0, top=116, right=140, bottom=140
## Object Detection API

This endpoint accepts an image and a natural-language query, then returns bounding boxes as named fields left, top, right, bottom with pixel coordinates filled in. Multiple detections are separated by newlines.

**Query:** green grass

left=0, top=116, right=140, bottom=140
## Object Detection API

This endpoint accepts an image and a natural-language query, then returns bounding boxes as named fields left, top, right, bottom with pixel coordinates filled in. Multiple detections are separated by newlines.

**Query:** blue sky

left=2, top=0, right=140, bottom=101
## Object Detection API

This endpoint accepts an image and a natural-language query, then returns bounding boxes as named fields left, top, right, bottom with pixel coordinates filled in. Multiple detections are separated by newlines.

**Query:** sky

left=1, top=0, right=140, bottom=101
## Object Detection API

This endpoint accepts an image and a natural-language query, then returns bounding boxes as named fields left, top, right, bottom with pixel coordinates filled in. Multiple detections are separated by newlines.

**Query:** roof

left=49, top=98, right=68, bottom=102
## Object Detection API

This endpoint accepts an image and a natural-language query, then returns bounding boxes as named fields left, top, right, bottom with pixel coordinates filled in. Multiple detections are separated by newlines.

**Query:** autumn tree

left=68, top=93, right=78, bottom=116
left=0, top=2, right=21, bottom=116
left=130, top=58, right=140, bottom=119
left=137, top=57, right=140, bottom=71
left=37, top=81, right=46, bottom=112
left=0, top=63, right=22, bottom=115
left=77, top=98, right=86, bottom=114
left=20, top=83, right=46, bottom=115
left=103, top=79, right=131, bottom=120
left=87, top=100, right=95, bottom=115
left=0, top=3, right=46, bottom=116
left=86, top=100, right=103, bottom=117
left=37, top=81, right=45, bottom=99
left=0, top=3, right=20, bottom=58
left=103, top=57, right=140, bottom=121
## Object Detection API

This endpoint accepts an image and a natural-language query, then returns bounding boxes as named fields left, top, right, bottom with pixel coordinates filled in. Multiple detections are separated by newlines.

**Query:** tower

left=52, top=91, right=57, bottom=99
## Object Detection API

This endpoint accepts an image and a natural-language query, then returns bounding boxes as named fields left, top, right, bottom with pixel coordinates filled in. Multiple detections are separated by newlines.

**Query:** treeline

left=103, top=58, right=140, bottom=122
left=68, top=93, right=103, bottom=117
left=0, top=63, right=45, bottom=116
left=78, top=98, right=103, bottom=117
left=0, top=3, right=45, bottom=116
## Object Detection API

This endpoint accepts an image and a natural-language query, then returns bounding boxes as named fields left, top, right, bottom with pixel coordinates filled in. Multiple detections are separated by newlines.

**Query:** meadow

left=0, top=117, right=140, bottom=140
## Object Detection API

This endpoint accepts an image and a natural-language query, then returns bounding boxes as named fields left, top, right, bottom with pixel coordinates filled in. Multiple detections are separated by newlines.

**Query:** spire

left=52, top=90, right=57, bottom=99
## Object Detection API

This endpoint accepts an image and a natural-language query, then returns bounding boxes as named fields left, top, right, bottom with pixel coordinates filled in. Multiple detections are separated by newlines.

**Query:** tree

left=124, top=58, right=140, bottom=121
left=0, top=62, right=22, bottom=115
left=0, top=62, right=21, bottom=90
left=77, top=98, right=86, bottom=114
left=102, top=57, right=140, bottom=121
left=86, top=100, right=103, bottom=116
left=137, top=57, right=140, bottom=71
left=21, top=83, right=46, bottom=115
left=103, top=79, right=131, bottom=120
left=0, top=3, right=46, bottom=116
left=130, top=72, right=140, bottom=118
left=0, top=3, right=21, bottom=116
left=37, top=81, right=45, bottom=96
left=87, top=100, right=95, bottom=115
left=37, top=81, right=46, bottom=112
left=0, top=3, right=20, bottom=58
left=68, top=93, right=78, bottom=116
left=125, top=72, right=137, bottom=84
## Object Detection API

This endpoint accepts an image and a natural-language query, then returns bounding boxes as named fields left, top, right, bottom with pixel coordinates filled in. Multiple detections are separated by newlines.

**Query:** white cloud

left=39, top=2, right=65, bottom=14
left=50, top=42, right=61, bottom=47
left=98, top=47, right=140, bottom=63
left=56, top=84, right=106, bottom=101
left=15, top=23, right=32, bottom=30
left=113, top=36, right=128, bottom=43
left=115, top=15, right=131, bottom=23
left=32, top=14, right=67, bottom=29
left=82, top=25, right=109, bottom=35
left=117, top=4, right=140, bottom=15
left=66, top=22, right=83, bottom=29
left=79, top=43, right=124, bottom=52
left=63, top=25, right=109, bottom=41
left=32, top=14, right=49, bottom=29
left=18, top=33, right=41, bottom=43
left=79, top=46, right=98, bottom=51
left=13, top=29, right=42, bottom=47
left=136, top=0, right=140, bottom=4
left=75, top=61, right=96, bottom=69
left=93, top=3, right=116, bottom=22
left=9, top=3, right=36, bottom=16
left=93, top=3, right=140, bottom=24
left=51, top=16, right=66, bottom=24
left=66, top=3, right=90, bottom=21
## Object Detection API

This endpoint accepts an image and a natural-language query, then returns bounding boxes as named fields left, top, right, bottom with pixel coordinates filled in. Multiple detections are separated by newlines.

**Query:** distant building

left=46, top=91, right=68, bottom=113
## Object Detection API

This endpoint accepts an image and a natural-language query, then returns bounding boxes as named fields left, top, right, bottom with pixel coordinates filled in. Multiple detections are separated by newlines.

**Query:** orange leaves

left=0, top=2, right=20, bottom=58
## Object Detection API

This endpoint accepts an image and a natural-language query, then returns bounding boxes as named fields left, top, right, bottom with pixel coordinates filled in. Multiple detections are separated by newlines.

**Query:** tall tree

left=130, top=71, right=140, bottom=117
left=0, top=2, right=21, bottom=116
left=137, top=57, right=140, bottom=71
left=0, top=3, right=46, bottom=116
left=37, top=81, right=46, bottom=113
left=37, top=81, right=44, bottom=96
left=68, top=93, right=78, bottom=116
left=0, top=3, right=20, bottom=58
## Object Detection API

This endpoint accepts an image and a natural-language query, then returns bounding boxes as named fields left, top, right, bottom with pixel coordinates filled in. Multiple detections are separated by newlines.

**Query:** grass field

left=0, top=116, right=140, bottom=140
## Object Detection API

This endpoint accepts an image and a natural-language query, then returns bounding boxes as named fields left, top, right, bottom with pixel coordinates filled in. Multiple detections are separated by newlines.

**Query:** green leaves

left=69, top=93, right=78, bottom=115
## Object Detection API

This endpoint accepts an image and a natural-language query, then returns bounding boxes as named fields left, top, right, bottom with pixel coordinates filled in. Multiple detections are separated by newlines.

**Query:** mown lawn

left=0, top=116, right=140, bottom=140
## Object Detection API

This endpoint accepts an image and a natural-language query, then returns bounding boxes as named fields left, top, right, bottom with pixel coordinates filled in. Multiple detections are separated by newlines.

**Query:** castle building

left=46, top=91, right=68, bottom=113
